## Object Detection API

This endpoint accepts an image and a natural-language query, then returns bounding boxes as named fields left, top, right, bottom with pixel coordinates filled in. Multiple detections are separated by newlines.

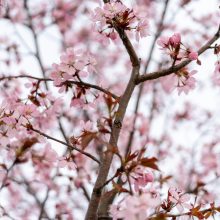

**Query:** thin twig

left=28, top=126, right=100, bottom=164
left=0, top=75, right=119, bottom=99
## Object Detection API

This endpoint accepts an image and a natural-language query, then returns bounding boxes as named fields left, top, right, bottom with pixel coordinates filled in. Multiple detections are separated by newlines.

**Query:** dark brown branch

left=81, top=184, right=91, bottom=202
left=0, top=75, right=119, bottom=99
left=136, top=25, right=220, bottom=84
left=70, top=80, right=119, bottom=99
left=28, top=127, right=100, bottom=164
left=114, top=27, right=139, bottom=67
left=0, top=75, right=51, bottom=81
left=85, top=65, right=140, bottom=219
left=125, top=0, right=170, bottom=156
left=85, top=0, right=141, bottom=218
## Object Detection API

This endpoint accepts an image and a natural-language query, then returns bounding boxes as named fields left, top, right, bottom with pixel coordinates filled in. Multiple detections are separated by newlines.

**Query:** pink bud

left=188, top=51, right=198, bottom=60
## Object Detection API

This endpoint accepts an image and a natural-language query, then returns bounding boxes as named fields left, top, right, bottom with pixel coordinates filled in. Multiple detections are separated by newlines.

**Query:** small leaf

left=125, top=151, right=138, bottom=163
left=0, top=163, right=7, bottom=170
left=112, top=181, right=129, bottom=194
left=140, top=157, right=159, bottom=170
left=80, top=132, right=97, bottom=149
left=204, top=211, right=212, bottom=219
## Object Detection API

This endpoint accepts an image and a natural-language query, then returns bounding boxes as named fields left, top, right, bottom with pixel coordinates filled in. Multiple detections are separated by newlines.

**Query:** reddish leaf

left=112, top=181, right=129, bottom=194
left=140, top=157, right=159, bottom=170
left=80, top=132, right=97, bottom=149
left=0, top=163, right=7, bottom=170
left=125, top=151, right=138, bottom=163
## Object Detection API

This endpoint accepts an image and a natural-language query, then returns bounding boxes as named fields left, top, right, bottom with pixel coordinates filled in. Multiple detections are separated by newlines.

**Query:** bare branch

left=24, top=0, right=48, bottom=90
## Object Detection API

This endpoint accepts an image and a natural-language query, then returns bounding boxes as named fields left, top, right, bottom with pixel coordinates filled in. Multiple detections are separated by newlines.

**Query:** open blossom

left=130, top=166, right=154, bottom=191
left=135, top=19, right=149, bottom=41
left=5, top=0, right=26, bottom=23
left=58, top=156, right=76, bottom=170
left=158, top=33, right=181, bottom=49
left=212, top=61, right=220, bottom=85
left=17, top=104, right=39, bottom=118
left=0, top=90, right=61, bottom=147
left=168, top=187, right=192, bottom=212
left=92, top=1, right=148, bottom=42
left=169, top=33, right=181, bottom=45
left=161, top=68, right=197, bottom=95
left=176, top=70, right=197, bottom=95
left=42, top=144, right=58, bottom=164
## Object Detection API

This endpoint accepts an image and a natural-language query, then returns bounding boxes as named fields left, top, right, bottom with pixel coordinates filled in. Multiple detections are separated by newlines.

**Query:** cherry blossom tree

left=0, top=0, right=220, bottom=219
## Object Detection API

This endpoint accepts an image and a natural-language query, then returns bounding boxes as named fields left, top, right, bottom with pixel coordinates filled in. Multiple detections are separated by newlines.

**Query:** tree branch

left=85, top=64, right=140, bottom=219
left=0, top=75, right=119, bottom=99
left=136, top=24, right=220, bottom=84
left=126, top=0, right=170, bottom=155
left=24, top=0, right=48, bottom=90
left=84, top=1, right=142, bottom=218
left=97, top=1, right=171, bottom=216
left=28, top=126, right=100, bottom=164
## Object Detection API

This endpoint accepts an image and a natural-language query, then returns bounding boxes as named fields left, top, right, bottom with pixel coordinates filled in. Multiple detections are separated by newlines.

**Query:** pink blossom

left=43, top=144, right=58, bottom=163
left=136, top=19, right=149, bottom=41
left=17, top=104, right=38, bottom=118
left=212, top=61, right=220, bottom=85
left=58, top=156, right=76, bottom=170
left=110, top=192, right=160, bottom=220
left=168, top=187, right=192, bottom=212
left=157, top=36, right=169, bottom=48
left=169, top=33, right=181, bottom=45
left=130, top=166, right=154, bottom=191
left=176, top=70, right=197, bottom=95
left=50, top=47, right=96, bottom=91
left=92, top=1, right=149, bottom=42
left=161, top=69, right=197, bottom=95
left=70, top=98, right=84, bottom=108
left=0, top=169, right=6, bottom=182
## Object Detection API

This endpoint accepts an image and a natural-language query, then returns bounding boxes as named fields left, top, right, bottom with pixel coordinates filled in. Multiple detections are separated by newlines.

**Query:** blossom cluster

left=157, top=33, right=199, bottom=62
left=0, top=89, right=78, bottom=180
left=110, top=191, right=160, bottom=220
left=0, top=0, right=26, bottom=23
left=50, top=48, right=98, bottom=108
left=92, top=1, right=149, bottom=42
left=162, top=187, right=192, bottom=213
left=0, top=90, right=61, bottom=147
left=52, top=0, right=79, bottom=34
left=110, top=187, right=192, bottom=220
left=161, top=68, right=197, bottom=95
left=50, top=48, right=97, bottom=92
